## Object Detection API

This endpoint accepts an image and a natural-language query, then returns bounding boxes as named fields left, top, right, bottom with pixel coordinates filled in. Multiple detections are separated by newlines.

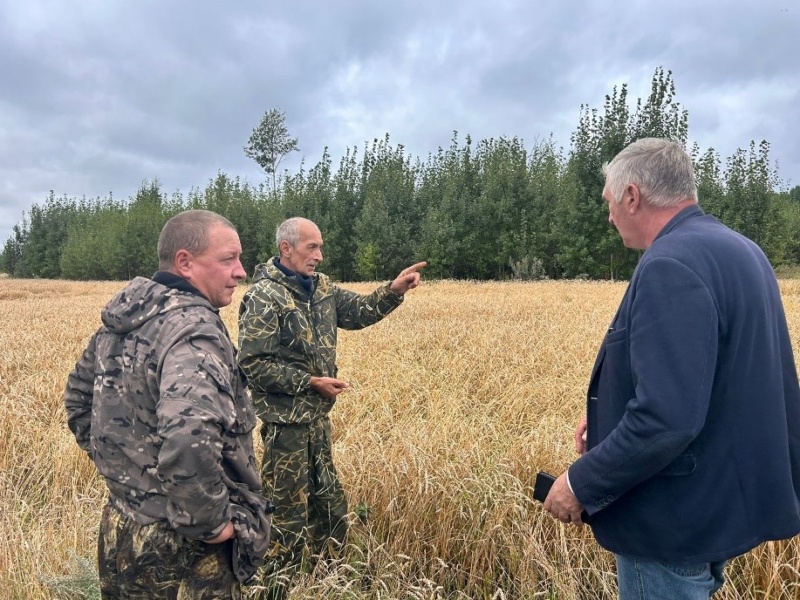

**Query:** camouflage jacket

left=238, top=257, right=404, bottom=423
left=64, top=276, right=271, bottom=584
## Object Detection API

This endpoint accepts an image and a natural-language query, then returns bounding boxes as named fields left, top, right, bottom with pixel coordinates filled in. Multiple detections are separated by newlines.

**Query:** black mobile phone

left=533, top=471, right=556, bottom=502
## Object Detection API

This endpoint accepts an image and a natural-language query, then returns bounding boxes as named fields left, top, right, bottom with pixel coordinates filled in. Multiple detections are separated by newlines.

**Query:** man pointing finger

left=238, top=217, right=425, bottom=598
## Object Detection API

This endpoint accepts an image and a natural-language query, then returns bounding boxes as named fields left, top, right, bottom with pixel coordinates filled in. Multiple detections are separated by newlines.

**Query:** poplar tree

left=244, top=108, right=299, bottom=193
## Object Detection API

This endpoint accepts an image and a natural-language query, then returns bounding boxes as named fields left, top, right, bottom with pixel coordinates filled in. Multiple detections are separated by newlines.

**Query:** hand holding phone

left=533, top=471, right=556, bottom=502
left=533, top=470, right=593, bottom=524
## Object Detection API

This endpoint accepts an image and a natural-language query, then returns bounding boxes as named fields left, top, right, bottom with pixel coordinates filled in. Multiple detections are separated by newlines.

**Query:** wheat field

left=1, top=278, right=799, bottom=599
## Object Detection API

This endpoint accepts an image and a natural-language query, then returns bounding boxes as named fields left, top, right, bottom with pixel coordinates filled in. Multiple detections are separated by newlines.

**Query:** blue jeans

left=616, top=554, right=726, bottom=599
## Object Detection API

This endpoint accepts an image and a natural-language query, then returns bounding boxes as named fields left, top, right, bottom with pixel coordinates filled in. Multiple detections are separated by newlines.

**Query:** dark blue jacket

left=569, top=205, right=800, bottom=563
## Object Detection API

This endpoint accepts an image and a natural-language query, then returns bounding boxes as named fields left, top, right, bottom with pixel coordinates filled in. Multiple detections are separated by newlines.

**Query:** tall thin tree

left=244, top=108, right=300, bottom=193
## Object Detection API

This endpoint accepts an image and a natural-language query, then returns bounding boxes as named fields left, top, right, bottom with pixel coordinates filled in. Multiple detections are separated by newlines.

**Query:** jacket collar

left=652, top=204, right=704, bottom=244
left=265, top=257, right=318, bottom=298
left=152, top=270, right=206, bottom=299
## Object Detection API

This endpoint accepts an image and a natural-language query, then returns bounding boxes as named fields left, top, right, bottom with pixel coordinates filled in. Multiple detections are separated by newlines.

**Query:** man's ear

left=626, top=183, right=641, bottom=214
left=174, top=249, right=193, bottom=278
left=279, top=240, right=291, bottom=257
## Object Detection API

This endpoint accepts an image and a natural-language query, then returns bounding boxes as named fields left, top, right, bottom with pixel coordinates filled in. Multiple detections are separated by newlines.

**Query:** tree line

left=3, top=68, right=799, bottom=282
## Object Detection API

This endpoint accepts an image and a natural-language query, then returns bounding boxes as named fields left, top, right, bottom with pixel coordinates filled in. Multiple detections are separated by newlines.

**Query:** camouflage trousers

left=260, top=416, right=349, bottom=574
left=98, top=502, right=240, bottom=599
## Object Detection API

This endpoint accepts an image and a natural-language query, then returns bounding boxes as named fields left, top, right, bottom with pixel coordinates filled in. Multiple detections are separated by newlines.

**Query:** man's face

left=281, top=221, right=324, bottom=276
left=185, top=224, right=246, bottom=308
left=603, top=185, right=641, bottom=249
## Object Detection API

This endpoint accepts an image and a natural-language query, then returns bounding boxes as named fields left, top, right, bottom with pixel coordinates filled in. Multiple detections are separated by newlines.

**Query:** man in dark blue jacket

left=543, top=138, right=800, bottom=598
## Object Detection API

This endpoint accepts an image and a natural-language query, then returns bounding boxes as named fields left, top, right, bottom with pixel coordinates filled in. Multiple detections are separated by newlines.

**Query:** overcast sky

left=1, top=0, right=798, bottom=243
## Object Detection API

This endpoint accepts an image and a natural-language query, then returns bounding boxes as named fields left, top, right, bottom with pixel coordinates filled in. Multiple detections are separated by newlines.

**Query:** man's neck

left=642, top=200, right=697, bottom=249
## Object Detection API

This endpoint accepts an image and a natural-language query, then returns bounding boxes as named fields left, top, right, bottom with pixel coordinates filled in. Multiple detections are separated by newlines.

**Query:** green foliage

left=692, top=145, right=725, bottom=217
left=0, top=223, right=26, bottom=275
left=524, top=138, right=567, bottom=278
left=244, top=107, right=300, bottom=193
left=355, top=241, right=381, bottom=281
left=473, top=136, right=530, bottom=278
left=326, top=148, right=363, bottom=281
left=11, top=193, right=84, bottom=278
left=628, top=66, right=689, bottom=144
left=415, top=131, right=480, bottom=279
left=122, top=181, right=167, bottom=278
left=60, top=202, right=128, bottom=280
left=718, top=141, right=782, bottom=251
left=2, top=68, right=796, bottom=281
left=354, top=135, right=419, bottom=280
left=555, top=68, right=690, bottom=279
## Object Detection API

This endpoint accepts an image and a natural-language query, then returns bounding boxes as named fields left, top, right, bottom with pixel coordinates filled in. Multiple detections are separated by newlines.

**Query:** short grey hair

left=603, top=138, right=697, bottom=208
left=275, top=217, right=314, bottom=251
left=157, top=210, right=235, bottom=270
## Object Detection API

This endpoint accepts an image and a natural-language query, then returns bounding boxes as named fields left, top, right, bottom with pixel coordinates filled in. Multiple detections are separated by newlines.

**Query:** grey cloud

left=1, top=0, right=799, bottom=243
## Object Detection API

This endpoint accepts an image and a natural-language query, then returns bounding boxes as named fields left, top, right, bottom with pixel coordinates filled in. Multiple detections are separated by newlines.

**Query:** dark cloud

left=1, top=0, right=799, bottom=244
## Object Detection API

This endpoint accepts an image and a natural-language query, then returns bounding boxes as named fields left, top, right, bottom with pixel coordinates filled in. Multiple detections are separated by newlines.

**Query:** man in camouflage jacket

left=64, top=210, right=271, bottom=599
left=238, top=217, right=424, bottom=591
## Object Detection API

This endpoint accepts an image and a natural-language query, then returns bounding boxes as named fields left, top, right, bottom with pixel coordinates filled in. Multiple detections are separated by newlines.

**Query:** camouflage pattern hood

left=100, top=275, right=212, bottom=334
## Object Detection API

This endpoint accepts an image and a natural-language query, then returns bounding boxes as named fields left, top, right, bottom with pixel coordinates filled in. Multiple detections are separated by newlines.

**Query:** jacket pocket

left=605, top=327, right=627, bottom=345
